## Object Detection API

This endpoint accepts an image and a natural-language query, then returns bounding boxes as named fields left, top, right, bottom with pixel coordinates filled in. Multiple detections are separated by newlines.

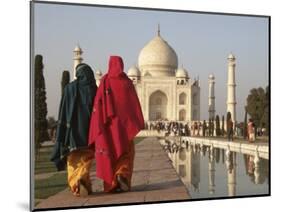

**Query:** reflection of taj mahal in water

left=73, top=26, right=238, bottom=123
left=163, top=139, right=269, bottom=197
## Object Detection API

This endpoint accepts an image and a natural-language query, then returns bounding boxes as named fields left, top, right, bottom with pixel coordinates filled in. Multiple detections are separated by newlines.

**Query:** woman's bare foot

left=72, top=180, right=89, bottom=197
left=116, top=175, right=129, bottom=192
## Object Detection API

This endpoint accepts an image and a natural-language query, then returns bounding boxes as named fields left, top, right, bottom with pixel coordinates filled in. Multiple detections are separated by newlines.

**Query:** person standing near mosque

left=88, top=56, right=144, bottom=193
left=203, top=120, right=207, bottom=137
left=51, top=63, right=97, bottom=197
left=227, top=118, right=234, bottom=141
left=247, top=118, right=256, bottom=142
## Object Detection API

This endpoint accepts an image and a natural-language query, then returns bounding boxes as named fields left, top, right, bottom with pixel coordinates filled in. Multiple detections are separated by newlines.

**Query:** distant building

left=127, top=28, right=200, bottom=122
left=72, top=28, right=238, bottom=123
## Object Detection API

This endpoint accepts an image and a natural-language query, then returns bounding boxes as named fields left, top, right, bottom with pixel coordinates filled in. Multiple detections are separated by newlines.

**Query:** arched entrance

left=179, top=109, right=186, bottom=121
left=149, top=90, right=168, bottom=121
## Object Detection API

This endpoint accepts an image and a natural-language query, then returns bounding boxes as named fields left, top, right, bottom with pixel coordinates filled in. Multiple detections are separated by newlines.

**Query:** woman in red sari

left=88, top=56, right=144, bottom=192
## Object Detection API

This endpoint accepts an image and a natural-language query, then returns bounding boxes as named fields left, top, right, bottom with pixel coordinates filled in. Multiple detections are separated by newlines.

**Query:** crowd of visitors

left=144, top=120, right=216, bottom=137
left=144, top=119, right=266, bottom=143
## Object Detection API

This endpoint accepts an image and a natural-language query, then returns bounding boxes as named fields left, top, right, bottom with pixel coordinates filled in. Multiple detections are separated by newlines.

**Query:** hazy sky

left=33, top=2, right=269, bottom=122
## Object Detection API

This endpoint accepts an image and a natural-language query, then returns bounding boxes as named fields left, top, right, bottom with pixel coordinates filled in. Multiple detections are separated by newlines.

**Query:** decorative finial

left=76, top=42, right=81, bottom=49
left=157, top=23, right=160, bottom=36
left=74, top=42, right=83, bottom=53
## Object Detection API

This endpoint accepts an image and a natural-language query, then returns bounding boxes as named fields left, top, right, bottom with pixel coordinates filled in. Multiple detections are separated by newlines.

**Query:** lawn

left=35, top=145, right=57, bottom=174
left=35, top=172, right=67, bottom=199
left=34, top=145, right=67, bottom=205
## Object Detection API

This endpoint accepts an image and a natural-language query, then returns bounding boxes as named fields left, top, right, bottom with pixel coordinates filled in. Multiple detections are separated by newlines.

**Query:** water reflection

left=226, top=151, right=237, bottom=196
left=162, top=139, right=269, bottom=199
left=208, top=145, right=215, bottom=194
left=169, top=144, right=201, bottom=192
left=244, top=154, right=268, bottom=185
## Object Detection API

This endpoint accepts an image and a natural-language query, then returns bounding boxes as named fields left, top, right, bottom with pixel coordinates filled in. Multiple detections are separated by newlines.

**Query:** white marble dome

left=127, top=65, right=140, bottom=77
left=209, top=74, right=215, bottom=79
left=228, top=53, right=235, bottom=60
left=176, top=67, right=188, bottom=78
left=138, top=34, right=178, bottom=77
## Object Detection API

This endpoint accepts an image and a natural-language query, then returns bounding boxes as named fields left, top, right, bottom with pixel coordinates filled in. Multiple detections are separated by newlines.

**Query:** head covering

left=76, top=63, right=96, bottom=85
left=107, top=56, right=124, bottom=77
left=51, top=63, right=97, bottom=170
left=88, top=56, right=144, bottom=184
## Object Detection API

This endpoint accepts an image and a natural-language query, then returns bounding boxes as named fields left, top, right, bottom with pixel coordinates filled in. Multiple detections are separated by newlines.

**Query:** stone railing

left=158, top=136, right=269, bottom=160
left=136, top=130, right=165, bottom=137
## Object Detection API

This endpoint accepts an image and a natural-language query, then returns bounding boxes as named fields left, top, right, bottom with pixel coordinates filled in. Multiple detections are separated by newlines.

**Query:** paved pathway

left=36, top=137, right=190, bottom=210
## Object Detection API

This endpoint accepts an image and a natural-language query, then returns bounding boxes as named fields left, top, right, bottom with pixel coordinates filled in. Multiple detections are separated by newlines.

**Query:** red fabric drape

left=88, top=56, right=144, bottom=184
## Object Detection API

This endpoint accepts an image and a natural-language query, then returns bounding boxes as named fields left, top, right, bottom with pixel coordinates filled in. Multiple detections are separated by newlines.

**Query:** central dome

left=138, top=34, right=178, bottom=77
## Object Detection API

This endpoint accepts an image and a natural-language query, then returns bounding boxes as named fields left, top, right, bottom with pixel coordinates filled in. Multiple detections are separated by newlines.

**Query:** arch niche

left=179, top=109, right=186, bottom=121
left=149, top=90, right=168, bottom=121
left=179, top=92, right=187, bottom=105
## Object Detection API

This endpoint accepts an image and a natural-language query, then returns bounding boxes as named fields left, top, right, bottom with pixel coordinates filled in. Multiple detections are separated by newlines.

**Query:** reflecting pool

left=161, top=139, right=269, bottom=199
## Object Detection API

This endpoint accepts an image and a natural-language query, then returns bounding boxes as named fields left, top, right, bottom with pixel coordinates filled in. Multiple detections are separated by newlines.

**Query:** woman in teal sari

left=51, top=63, right=97, bottom=196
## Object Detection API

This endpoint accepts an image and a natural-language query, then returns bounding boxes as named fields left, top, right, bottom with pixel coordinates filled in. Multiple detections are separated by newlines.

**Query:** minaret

left=95, top=69, right=103, bottom=87
left=227, top=53, right=237, bottom=124
left=208, top=74, right=215, bottom=120
left=73, top=44, right=83, bottom=80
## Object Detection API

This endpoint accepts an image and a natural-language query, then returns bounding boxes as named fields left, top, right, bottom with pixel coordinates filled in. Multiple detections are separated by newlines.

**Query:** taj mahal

left=72, top=27, right=237, bottom=124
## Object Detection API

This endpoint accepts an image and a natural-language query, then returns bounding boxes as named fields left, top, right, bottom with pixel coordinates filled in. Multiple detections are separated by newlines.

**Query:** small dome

left=176, top=67, right=188, bottom=78
left=209, top=74, right=215, bottom=79
left=127, top=65, right=140, bottom=77
left=228, top=53, right=235, bottom=60
left=74, top=45, right=82, bottom=52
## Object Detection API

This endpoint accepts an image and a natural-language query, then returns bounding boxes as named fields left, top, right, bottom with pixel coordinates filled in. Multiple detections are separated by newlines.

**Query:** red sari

left=88, top=56, right=144, bottom=192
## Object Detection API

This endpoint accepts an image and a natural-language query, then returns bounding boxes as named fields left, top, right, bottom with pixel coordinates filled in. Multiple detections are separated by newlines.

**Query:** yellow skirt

left=67, top=148, right=94, bottom=196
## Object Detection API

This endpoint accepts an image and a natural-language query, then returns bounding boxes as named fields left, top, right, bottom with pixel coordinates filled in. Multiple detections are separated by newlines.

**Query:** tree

left=61, top=70, right=70, bottom=96
left=263, top=86, right=269, bottom=135
left=246, top=86, right=269, bottom=133
left=221, top=115, right=225, bottom=136
left=243, top=107, right=248, bottom=139
left=34, top=54, right=49, bottom=158
left=47, top=116, right=57, bottom=142
left=47, top=116, right=56, bottom=129
left=215, top=115, right=221, bottom=136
